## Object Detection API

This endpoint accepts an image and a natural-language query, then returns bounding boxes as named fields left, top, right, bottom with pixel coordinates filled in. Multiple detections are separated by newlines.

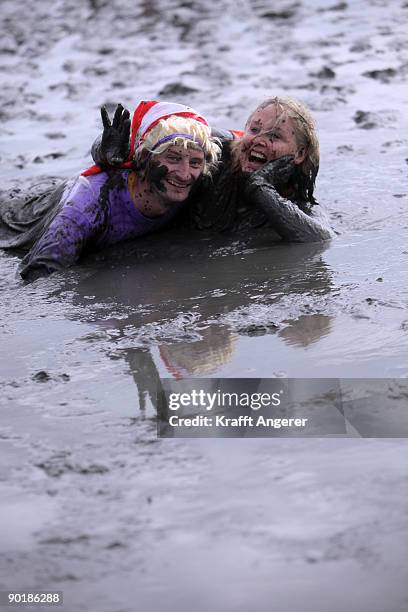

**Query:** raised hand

left=250, top=155, right=296, bottom=191
left=100, top=104, right=131, bottom=166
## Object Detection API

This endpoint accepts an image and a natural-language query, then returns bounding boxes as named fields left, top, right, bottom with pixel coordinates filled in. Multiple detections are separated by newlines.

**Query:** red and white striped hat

left=129, top=100, right=209, bottom=157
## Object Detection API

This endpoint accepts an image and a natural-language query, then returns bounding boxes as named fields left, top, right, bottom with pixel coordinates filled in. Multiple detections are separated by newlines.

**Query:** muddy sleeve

left=20, top=179, right=105, bottom=281
left=91, top=134, right=105, bottom=166
left=245, top=177, right=334, bottom=243
left=210, top=127, right=235, bottom=141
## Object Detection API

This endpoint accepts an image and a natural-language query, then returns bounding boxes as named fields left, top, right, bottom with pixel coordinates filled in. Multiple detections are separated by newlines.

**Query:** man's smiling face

left=151, top=145, right=205, bottom=204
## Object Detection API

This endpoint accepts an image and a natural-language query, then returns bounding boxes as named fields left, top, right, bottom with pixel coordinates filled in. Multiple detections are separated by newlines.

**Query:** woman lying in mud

left=91, top=96, right=334, bottom=242
left=0, top=102, right=220, bottom=281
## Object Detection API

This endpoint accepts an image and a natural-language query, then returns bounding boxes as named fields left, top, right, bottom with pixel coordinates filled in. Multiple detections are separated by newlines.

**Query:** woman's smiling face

left=239, top=104, right=305, bottom=173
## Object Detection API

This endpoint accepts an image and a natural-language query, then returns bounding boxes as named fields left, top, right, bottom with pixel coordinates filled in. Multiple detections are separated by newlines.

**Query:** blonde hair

left=135, top=115, right=221, bottom=175
left=232, top=96, right=320, bottom=203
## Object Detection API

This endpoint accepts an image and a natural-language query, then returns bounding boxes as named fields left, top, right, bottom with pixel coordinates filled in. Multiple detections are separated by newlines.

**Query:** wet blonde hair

left=135, top=115, right=221, bottom=176
left=232, top=96, right=320, bottom=204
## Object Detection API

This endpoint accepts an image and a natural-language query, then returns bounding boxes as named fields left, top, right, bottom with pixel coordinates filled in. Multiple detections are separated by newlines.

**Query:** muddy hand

left=252, top=155, right=296, bottom=190
left=100, top=104, right=131, bottom=166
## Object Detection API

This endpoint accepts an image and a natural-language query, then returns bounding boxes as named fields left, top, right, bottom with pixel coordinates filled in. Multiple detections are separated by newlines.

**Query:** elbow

left=280, top=227, right=334, bottom=243
left=20, top=264, right=53, bottom=283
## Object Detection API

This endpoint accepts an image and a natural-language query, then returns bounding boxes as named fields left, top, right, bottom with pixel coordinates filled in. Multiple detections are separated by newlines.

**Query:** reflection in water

left=159, top=327, right=237, bottom=378
left=279, top=314, right=332, bottom=348
left=126, top=348, right=162, bottom=417
left=66, top=230, right=335, bottom=414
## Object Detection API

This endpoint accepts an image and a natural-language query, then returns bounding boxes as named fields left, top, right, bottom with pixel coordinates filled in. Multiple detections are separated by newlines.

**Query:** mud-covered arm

left=91, top=104, right=130, bottom=167
left=245, top=158, right=334, bottom=243
left=20, top=179, right=105, bottom=281
left=91, top=133, right=105, bottom=167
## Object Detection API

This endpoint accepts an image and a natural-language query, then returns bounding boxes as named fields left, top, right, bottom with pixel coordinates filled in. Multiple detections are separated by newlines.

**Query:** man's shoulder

left=77, top=169, right=129, bottom=194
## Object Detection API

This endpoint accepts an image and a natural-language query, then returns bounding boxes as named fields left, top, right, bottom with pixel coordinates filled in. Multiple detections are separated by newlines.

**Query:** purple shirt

left=20, top=170, right=183, bottom=277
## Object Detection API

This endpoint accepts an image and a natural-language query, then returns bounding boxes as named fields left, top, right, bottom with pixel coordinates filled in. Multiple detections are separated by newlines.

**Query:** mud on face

left=145, top=158, right=168, bottom=193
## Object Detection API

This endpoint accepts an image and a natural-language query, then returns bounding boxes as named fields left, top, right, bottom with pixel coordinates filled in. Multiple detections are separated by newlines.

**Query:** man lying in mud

left=0, top=102, right=220, bottom=281
left=92, top=96, right=334, bottom=242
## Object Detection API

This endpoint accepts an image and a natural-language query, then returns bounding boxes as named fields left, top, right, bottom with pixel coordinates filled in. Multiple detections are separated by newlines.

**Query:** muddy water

left=1, top=0, right=408, bottom=610
left=1, top=225, right=408, bottom=611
